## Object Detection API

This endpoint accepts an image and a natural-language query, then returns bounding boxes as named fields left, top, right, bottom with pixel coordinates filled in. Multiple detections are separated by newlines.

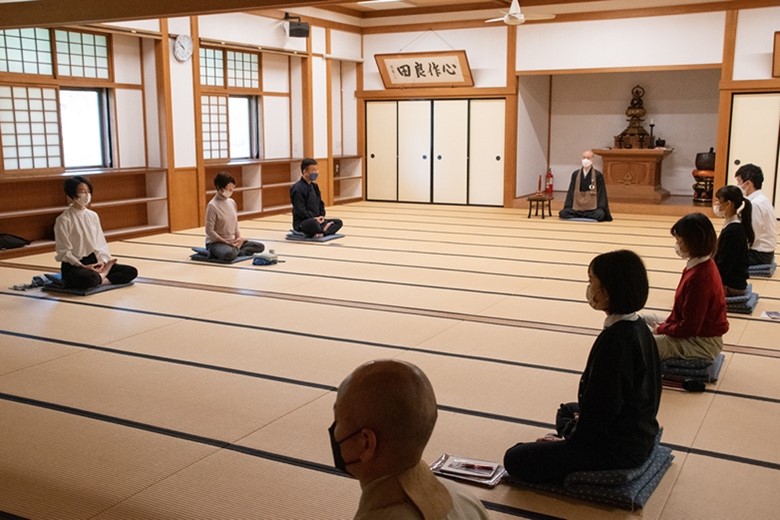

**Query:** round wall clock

left=173, top=34, right=193, bottom=63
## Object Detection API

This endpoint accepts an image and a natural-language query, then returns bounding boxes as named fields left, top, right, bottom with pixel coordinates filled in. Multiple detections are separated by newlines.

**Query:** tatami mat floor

left=1, top=201, right=779, bottom=519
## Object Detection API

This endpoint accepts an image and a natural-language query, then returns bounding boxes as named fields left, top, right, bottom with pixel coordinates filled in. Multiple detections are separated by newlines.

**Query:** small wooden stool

left=692, top=169, right=715, bottom=206
left=527, top=194, right=553, bottom=219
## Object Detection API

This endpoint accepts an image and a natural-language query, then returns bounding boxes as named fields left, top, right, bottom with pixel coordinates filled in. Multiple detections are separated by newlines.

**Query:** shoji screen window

left=199, top=47, right=224, bottom=87
left=199, top=47, right=261, bottom=161
left=202, top=95, right=228, bottom=160
left=226, top=51, right=258, bottom=89
left=0, top=85, right=60, bottom=170
left=0, top=27, right=115, bottom=173
left=0, top=28, right=52, bottom=75
left=54, top=30, right=109, bottom=79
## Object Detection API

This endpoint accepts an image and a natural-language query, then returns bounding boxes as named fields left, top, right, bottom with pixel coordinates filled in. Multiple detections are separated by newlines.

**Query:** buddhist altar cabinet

left=593, top=148, right=672, bottom=203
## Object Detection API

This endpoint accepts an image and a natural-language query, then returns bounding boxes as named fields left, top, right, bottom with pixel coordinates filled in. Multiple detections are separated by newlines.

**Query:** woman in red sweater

left=648, top=213, right=728, bottom=360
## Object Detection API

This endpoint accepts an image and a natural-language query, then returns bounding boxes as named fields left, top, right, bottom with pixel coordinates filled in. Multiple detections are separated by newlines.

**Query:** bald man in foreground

left=330, top=359, right=490, bottom=520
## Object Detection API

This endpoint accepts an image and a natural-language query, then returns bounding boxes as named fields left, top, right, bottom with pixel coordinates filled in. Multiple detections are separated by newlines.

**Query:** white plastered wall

left=198, top=13, right=307, bottom=53
left=341, top=60, right=358, bottom=156
left=263, top=96, right=291, bottom=159
left=363, top=26, right=507, bottom=90
left=732, top=6, right=780, bottom=81
left=142, top=38, right=161, bottom=168
left=331, top=60, right=342, bottom=156
left=168, top=17, right=196, bottom=168
left=330, top=30, right=362, bottom=61
left=103, top=20, right=161, bottom=33
left=112, top=34, right=146, bottom=168
left=516, top=12, right=725, bottom=72
left=114, top=89, right=145, bottom=168
left=312, top=55, right=328, bottom=158
left=290, top=57, right=304, bottom=159
left=516, top=75, right=550, bottom=197
left=113, top=34, right=142, bottom=85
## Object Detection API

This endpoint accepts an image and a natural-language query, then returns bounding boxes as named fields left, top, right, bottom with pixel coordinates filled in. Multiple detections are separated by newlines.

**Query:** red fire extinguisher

left=545, top=168, right=554, bottom=195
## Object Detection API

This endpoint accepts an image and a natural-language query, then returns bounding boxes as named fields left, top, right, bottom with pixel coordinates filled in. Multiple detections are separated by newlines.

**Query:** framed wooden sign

left=375, top=50, right=473, bottom=89
left=774, top=32, right=780, bottom=78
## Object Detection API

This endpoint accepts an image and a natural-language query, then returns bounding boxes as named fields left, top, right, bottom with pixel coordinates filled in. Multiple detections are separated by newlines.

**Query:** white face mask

left=586, top=283, right=608, bottom=311
left=712, top=203, right=725, bottom=218
left=222, top=189, right=234, bottom=199
left=674, top=242, right=688, bottom=259
left=76, top=193, right=91, bottom=206
left=582, top=158, right=592, bottom=169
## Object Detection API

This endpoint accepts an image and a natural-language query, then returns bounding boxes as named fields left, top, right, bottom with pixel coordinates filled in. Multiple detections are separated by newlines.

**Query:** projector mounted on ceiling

left=283, top=12, right=310, bottom=38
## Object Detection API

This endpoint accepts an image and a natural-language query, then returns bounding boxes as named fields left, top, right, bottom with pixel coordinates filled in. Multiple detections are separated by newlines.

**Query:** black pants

left=61, top=253, right=138, bottom=290
left=559, top=208, right=608, bottom=221
left=503, top=403, right=644, bottom=485
left=298, top=218, right=343, bottom=237
left=748, top=249, right=775, bottom=266
left=207, top=240, right=264, bottom=261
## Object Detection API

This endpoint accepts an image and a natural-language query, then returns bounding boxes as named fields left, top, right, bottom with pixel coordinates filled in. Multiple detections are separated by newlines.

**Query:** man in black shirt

left=290, top=158, right=343, bottom=237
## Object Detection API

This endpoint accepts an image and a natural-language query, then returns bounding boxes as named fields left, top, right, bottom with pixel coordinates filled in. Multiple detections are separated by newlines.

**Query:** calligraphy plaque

left=774, top=32, right=780, bottom=78
left=375, top=51, right=474, bottom=88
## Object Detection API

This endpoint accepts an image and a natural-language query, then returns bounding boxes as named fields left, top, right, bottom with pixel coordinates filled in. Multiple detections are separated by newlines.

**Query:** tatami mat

left=661, top=454, right=780, bottom=520
left=1, top=201, right=778, bottom=519
left=0, top=400, right=217, bottom=520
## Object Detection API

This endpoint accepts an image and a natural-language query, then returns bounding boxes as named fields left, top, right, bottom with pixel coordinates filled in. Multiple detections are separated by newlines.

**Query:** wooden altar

left=593, top=148, right=672, bottom=203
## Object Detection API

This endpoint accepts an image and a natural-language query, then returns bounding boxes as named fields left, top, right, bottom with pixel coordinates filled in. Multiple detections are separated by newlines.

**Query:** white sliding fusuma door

left=398, top=101, right=432, bottom=202
left=469, top=99, right=505, bottom=205
left=366, top=98, right=505, bottom=206
left=728, top=93, right=780, bottom=217
left=366, top=101, right=398, bottom=201
left=432, top=100, right=468, bottom=204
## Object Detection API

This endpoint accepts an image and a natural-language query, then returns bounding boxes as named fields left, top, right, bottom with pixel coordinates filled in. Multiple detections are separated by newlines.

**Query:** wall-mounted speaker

left=287, top=21, right=310, bottom=38
left=284, top=13, right=310, bottom=38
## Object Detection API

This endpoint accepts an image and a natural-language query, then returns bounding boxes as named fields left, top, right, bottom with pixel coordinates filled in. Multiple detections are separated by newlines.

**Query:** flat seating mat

left=565, top=217, right=599, bottom=223
left=725, top=284, right=753, bottom=304
left=727, top=292, right=759, bottom=314
left=189, top=247, right=253, bottom=264
left=662, top=353, right=725, bottom=383
left=42, top=281, right=134, bottom=296
left=285, top=230, right=344, bottom=242
left=507, top=442, right=674, bottom=510
left=748, top=262, right=776, bottom=277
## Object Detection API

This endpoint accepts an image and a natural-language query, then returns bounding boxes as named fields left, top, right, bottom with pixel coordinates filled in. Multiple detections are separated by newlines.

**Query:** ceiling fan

left=485, top=0, right=555, bottom=25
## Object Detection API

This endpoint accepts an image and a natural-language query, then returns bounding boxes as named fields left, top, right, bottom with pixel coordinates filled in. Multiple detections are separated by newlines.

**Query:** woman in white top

left=54, top=176, right=138, bottom=289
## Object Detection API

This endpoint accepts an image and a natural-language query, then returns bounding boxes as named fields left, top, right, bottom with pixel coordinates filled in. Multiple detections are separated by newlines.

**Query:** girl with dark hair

left=54, top=176, right=138, bottom=289
left=647, top=213, right=728, bottom=360
left=504, top=250, right=661, bottom=484
left=713, top=185, right=753, bottom=296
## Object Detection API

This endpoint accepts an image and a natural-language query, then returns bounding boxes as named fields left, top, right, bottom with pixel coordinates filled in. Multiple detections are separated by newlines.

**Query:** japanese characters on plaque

left=375, top=51, right=474, bottom=88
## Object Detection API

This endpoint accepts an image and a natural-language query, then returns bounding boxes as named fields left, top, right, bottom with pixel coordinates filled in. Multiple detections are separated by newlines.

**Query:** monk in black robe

left=559, top=150, right=612, bottom=222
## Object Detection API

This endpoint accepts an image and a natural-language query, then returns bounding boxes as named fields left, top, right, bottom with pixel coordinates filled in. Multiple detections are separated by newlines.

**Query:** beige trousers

left=654, top=335, right=723, bottom=361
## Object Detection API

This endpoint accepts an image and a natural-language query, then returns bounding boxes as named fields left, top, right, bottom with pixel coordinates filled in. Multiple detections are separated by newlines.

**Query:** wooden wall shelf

left=0, top=168, right=168, bottom=258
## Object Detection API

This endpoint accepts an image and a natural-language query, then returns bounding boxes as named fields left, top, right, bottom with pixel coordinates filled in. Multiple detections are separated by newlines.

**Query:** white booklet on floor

left=430, top=454, right=507, bottom=487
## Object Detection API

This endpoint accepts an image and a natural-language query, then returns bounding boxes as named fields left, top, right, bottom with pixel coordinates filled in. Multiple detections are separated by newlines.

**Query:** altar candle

left=650, top=118, right=654, bottom=125
left=537, top=175, right=542, bottom=193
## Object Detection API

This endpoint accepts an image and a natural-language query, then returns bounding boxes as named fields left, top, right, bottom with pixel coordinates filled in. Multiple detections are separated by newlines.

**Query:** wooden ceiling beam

left=0, top=0, right=340, bottom=29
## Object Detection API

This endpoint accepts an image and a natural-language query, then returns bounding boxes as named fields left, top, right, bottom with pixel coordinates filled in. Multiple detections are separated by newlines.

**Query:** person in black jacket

left=290, top=158, right=343, bottom=237
left=713, top=185, right=753, bottom=296
left=559, top=150, right=612, bottom=222
left=504, top=249, right=661, bottom=484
